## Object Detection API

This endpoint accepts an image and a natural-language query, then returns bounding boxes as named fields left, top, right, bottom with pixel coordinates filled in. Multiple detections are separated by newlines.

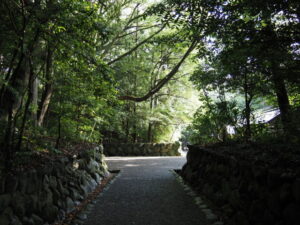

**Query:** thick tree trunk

left=37, top=83, right=53, bottom=126
left=16, top=59, right=35, bottom=152
left=1, top=27, right=40, bottom=162
left=272, top=72, right=293, bottom=135
left=0, top=54, right=29, bottom=120
left=38, top=46, right=54, bottom=126
left=266, top=24, right=296, bottom=137
left=0, top=54, right=30, bottom=163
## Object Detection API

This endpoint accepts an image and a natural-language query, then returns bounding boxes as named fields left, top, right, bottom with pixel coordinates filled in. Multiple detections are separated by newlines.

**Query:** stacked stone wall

left=0, top=146, right=109, bottom=225
left=181, top=145, right=300, bottom=225
left=104, top=142, right=180, bottom=156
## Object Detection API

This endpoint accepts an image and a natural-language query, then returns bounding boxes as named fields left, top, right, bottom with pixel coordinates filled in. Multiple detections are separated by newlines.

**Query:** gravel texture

left=83, top=156, right=208, bottom=225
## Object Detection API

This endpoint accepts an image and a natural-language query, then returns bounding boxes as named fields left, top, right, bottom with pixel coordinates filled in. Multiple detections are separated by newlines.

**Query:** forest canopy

left=0, top=0, right=299, bottom=168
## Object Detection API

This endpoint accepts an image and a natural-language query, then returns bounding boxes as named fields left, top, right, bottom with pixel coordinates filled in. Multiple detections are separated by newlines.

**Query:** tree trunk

left=147, top=51, right=156, bottom=143
left=125, top=115, right=130, bottom=142
left=31, top=77, right=39, bottom=126
left=0, top=53, right=29, bottom=120
left=147, top=96, right=154, bottom=143
left=38, top=83, right=53, bottom=126
left=131, top=16, right=138, bottom=143
left=243, top=73, right=252, bottom=140
left=272, top=70, right=293, bottom=136
left=221, top=126, right=228, bottom=142
left=1, top=27, right=40, bottom=160
left=132, top=103, right=137, bottom=143
left=244, top=97, right=252, bottom=139
left=2, top=110, right=14, bottom=169
left=16, top=58, right=36, bottom=152
left=55, top=115, right=61, bottom=149
left=0, top=54, right=30, bottom=163
left=147, top=123, right=152, bottom=143
left=37, top=46, right=54, bottom=126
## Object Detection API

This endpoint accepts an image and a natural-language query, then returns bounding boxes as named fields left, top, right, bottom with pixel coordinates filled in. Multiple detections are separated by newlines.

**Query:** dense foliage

left=152, top=0, right=300, bottom=144
left=0, top=0, right=299, bottom=168
left=0, top=0, right=199, bottom=169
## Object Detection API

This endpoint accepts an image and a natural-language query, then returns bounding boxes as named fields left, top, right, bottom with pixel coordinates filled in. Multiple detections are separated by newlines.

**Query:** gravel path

left=83, top=156, right=208, bottom=225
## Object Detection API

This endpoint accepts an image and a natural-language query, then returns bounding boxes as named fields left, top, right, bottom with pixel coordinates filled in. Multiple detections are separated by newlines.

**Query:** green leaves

left=53, top=25, right=67, bottom=34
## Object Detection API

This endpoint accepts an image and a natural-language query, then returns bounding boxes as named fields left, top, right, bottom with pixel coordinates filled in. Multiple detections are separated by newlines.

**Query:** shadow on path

left=83, top=157, right=208, bottom=225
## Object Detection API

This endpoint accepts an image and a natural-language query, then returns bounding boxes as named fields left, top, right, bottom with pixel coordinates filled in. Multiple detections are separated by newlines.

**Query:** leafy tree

left=157, top=0, right=300, bottom=140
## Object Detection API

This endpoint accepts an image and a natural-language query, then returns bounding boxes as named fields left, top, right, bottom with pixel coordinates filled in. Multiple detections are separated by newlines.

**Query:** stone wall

left=0, top=146, right=109, bottom=225
left=181, top=145, right=300, bottom=225
left=104, top=142, right=180, bottom=156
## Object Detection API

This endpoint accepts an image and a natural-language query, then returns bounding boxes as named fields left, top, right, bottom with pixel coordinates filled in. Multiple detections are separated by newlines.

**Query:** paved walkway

left=83, top=156, right=208, bottom=225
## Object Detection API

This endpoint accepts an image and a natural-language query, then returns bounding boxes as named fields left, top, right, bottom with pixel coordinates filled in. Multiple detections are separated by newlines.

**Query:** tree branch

left=118, top=39, right=198, bottom=102
left=119, top=24, right=161, bottom=39
left=108, top=24, right=166, bottom=65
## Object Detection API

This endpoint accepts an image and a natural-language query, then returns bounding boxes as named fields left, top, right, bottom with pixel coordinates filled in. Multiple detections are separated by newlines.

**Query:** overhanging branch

left=118, top=39, right=198, bottom=102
